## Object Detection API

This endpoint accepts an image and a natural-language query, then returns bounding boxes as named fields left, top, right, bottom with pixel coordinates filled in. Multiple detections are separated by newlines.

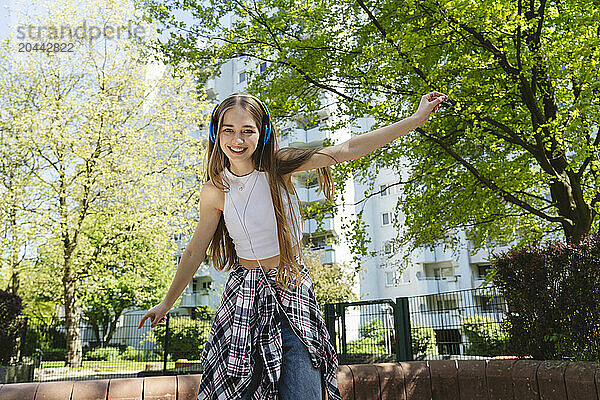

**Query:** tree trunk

left=9, top=197, right=20, bottom=296
left=550, top=169, right=593, bottom=244
left=104, top=314, right=121, bottom=345
left=63, top=263, right=82, bottom=367
left=90, top=321, right=101, bottom=346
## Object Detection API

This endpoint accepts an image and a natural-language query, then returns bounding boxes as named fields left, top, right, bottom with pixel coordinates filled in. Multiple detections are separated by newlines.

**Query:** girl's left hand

left=413, top=91, right=447, bottom=127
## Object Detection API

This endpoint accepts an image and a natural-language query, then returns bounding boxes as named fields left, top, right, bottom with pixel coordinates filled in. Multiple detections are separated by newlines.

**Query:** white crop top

left=222, top=166, right=303, bottom=260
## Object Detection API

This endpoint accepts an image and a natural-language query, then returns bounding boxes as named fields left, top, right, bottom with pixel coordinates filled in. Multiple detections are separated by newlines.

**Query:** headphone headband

left=209, top=94, right=272, bottom=144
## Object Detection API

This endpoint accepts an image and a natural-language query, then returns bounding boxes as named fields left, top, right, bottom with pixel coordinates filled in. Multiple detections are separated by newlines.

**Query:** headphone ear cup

left=209, top=103, right=220, bottom=144
left=263, top=120, right=271, bottom=144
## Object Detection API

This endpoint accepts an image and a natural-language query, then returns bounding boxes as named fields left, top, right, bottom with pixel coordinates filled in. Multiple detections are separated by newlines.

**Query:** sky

left=0, top=0, right=226, bottom=46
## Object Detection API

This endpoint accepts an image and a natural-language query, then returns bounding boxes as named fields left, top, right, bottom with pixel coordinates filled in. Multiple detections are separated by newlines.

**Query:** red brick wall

left=1, top=360, right=599, bottom=400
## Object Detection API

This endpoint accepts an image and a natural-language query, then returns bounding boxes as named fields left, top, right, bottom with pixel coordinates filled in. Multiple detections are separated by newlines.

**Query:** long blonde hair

left=206, top=93, right=336, bottom=290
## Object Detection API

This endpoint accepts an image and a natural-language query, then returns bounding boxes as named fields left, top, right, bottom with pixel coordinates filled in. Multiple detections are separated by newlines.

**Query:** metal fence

left=15, top=287, right=508, bottom=382
left=408, top=286, right=508, bottom=360
left=324, top=286, right=509, bottom=364
left=17, top=310, right=214, bottom=382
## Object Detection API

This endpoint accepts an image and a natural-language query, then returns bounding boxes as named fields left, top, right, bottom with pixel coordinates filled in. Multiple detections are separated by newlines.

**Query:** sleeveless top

left=222, top=166, right=302, bottom=259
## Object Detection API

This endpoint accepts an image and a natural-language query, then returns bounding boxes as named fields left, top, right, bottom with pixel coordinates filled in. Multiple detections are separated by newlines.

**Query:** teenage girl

left=138, top=91, right=446, bottom=400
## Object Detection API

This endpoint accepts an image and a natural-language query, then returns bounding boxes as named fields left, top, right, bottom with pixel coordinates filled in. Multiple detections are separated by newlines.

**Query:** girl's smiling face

left=219, top=106, right=261, bottom=167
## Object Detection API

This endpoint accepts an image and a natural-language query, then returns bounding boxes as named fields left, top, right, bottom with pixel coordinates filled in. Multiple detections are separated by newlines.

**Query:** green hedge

left=83, top=346, right=121, bottom=361
left=493, top=234, right=600, bottom=361
left=411, top=323, right=438, bottom=358
left=41, top=348, right=67, bottom=361
left=347, top=318, right=388, bottom=354
left=145, top=317, right=211, bottom=360
left=461, top=314, right=510, bottom=356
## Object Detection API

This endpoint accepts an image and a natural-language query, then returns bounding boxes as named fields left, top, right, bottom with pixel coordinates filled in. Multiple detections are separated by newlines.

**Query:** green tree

left=0, top=0, right=208, bottom=367
left=302, top=247, right=357, bottom=315
left=138, top=0, right=599, bottom=261
left=145, top=316, right=212, bottom=360
left=78, top=210, right=176, bottom=347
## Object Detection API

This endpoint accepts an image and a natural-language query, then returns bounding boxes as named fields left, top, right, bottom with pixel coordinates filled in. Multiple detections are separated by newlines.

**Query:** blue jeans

left=240, top=306, right=323, bottom=400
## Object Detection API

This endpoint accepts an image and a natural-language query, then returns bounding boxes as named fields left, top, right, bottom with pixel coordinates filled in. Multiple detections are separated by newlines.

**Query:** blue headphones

left=209, top=94, right=272, bottom=144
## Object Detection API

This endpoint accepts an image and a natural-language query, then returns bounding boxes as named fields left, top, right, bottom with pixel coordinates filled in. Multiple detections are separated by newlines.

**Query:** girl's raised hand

left=137, top=302, right=169, bottom=329
left=413, top=91, right=447, bottom=127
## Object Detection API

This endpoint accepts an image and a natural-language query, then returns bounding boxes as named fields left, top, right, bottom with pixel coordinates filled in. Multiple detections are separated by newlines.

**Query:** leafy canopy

left=137, top=0, right=599, bottom=261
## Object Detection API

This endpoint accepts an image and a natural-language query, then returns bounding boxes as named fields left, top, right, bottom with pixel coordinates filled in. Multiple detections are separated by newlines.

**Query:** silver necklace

left=227, top=167, right=257, bottom=191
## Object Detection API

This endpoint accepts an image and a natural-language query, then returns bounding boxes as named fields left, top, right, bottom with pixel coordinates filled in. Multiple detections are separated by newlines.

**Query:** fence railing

left=16, top=287, right=509, bottom=382
left=16, top=311, right=214, bottom=382
left=324, top=286, right=509, bottom=364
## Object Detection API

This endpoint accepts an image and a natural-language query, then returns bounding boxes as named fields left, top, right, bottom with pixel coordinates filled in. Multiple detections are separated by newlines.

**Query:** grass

left=40, top=360, right=178, bottom=371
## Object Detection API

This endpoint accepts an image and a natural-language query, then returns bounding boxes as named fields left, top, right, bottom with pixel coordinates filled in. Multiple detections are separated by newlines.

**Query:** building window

left=305, top=173, right=318, bottom=188
left=435, top=329, right=462, bottom=355
left=193, top=279, right=212, bottom=293
left=426, top=295, right=459, bottom=311
left=477, top=264, right=492, bottom=279
left=475, top=295, right=504, bottom=312
left=386, top=270, right=409, bottom=286
left=383, top=240, right=395, bottom=255
left=433, top=266, right=454, bottom=279
left=380, top=184, right=388, bottom=196
left=398, top=271, right=410, bottom=284
left=382, top=212, right=392, bottom=226
left=238, top=71, right=246, bottom=83
left=385, top=271, right=396, bottom=286
left=380, top=183, right=399, bottom=196
left=259, top=61, right=267, bottom=73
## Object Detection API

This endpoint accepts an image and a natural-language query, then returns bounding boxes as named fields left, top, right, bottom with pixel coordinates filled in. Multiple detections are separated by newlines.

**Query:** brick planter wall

left=0, top=360, right=598, bottom=400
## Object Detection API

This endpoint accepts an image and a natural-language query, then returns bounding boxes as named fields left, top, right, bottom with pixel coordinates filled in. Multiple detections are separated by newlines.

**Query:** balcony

left=288, top=128, right=307, bottom=146
left=306, top=124, right=327, bottom=145
left=179, top=291, right=210, bottom=308
left=296, top=185, right=324, bottom=203
left=468, top=247, right=491, bottom=264
left=413, top=275, right=461, bottom=294
left=421, top=245, right=455, bottom=263
left=303, top=217, right=334, bottom=234
left=309, top=244, right=335, bottom=264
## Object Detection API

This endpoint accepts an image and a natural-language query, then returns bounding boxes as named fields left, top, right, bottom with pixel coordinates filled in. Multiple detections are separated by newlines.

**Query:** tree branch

left=418, top=127, right=569, bottom=225
left=356, top=0, right=433, bottom=86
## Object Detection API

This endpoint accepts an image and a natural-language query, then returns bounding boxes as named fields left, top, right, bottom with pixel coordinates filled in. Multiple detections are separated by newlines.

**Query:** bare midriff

left=239, top=243, right=300, bottom=272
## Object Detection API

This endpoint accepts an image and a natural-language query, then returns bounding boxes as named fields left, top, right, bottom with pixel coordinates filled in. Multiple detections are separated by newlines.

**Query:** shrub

left=461, top=314, right=510, bottom=356
left=145, top=316, right=211, bottom=360
left=82, top=346, right=121, bottom=361
left=21, top=318, right=67, bottom=357
left=193, top=305, right=216, bottom=321
left=347, top=318, right=389, bottom=354
left=492, top=233, right=600, bottom=361
left=411, top=323, right=438, bottom=358
left=0, top=289, right=25, bottom=365
left=41, top=348, right=67, bottom=362
left=120, top=346, right=158, bottom=361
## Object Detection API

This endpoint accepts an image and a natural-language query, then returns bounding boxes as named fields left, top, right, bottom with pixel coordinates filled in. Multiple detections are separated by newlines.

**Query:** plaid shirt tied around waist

left=197, top=255, right=342, bottom=400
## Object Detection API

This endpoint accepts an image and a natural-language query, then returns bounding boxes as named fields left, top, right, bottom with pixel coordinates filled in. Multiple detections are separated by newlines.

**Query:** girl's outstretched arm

left=290, top=91, right=447, bottom=173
